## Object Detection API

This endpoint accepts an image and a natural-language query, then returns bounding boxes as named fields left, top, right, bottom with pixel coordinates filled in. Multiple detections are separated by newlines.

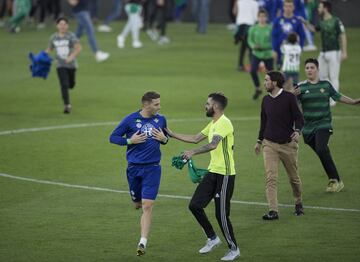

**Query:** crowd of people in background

left=0, top=0, right=350, bottom=111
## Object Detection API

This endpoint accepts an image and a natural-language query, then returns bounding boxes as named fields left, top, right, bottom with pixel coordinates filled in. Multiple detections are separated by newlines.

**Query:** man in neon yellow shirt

left=166, top=92, right=240, bottom=261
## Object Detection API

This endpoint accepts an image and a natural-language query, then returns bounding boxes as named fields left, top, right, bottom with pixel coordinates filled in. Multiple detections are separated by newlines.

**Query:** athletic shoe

left=303, top=45, right=317, bottom=51
left=146, top=29, right=159, bottom=41
left=294, top=203, right=304, bottom=216
left=221, top=248, right=240, bottom=261
left=136, top=243, right=146, bottom=256
left=63, top=104, right=72, bottom=114
left=98, top=24, right=112, bottom=32
left=252, top=89, right=262, bottom=100
left=199, top=236, right=221, bottom=254
left=326, top=179, right=344, bottom=192
left=158, top=36, right=170, bottom=45
left=326, top=179, right=337, bottom=192
left=117, top=35, right=125, bottom=48
left=132, top=41, right=143, bottom=48
left=95, top=51, right=110, bottom=62
left=336, top=181, right=345, bottom=192
left=36, top=23, right=46, bottom=30
left=262, top=211, right=279, bottom=220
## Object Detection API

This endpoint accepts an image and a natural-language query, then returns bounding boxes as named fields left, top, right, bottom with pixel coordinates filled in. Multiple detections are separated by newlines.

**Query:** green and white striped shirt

left=297, top=80, right=342, bottom=135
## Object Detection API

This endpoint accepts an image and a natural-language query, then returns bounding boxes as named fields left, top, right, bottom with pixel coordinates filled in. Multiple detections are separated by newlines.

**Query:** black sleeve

left=258, top=98, right=266, bottom=141
left=290, top=94, right=304, bottom=131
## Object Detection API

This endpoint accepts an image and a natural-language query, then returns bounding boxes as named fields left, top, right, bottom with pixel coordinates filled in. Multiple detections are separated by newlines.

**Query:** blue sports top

left=110, top=111, right=168, bottom=165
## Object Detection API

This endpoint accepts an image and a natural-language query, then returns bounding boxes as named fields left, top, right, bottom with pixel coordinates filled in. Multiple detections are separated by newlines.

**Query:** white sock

left=139, top=237, right=147, bottom=247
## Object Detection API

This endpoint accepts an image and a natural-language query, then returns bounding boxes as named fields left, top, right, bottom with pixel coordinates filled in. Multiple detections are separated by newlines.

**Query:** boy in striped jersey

left=295, top=58, right=360, bottom=192
left=281, top=32, right=302, bottom=90
left=166, top=92, right=240, bottom=261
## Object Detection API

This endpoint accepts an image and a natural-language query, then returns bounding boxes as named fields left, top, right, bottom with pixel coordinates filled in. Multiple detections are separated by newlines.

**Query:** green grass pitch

left=0, top=22, right=359, bottom=261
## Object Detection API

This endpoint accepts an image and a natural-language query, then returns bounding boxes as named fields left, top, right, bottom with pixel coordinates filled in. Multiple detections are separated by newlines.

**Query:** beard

left=206, top=107, right=215, bottom=117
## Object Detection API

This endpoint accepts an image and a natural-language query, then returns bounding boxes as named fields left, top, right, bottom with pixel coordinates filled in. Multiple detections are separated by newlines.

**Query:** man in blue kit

left=109, top=91, right=168, bottom=256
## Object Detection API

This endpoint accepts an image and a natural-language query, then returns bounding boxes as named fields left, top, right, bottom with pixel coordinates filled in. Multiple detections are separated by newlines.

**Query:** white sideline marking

left=0, top=116, right=359, bottom=136
left=1, top=173, right=359, bottom=213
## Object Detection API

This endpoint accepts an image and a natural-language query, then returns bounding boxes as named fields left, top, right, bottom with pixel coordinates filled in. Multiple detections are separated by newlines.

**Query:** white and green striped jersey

left=281, top=43, right=302, bottom=73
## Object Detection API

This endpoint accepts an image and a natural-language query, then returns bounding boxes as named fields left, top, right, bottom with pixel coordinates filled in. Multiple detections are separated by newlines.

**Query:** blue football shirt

left=110, top=111, right=168, bottom=164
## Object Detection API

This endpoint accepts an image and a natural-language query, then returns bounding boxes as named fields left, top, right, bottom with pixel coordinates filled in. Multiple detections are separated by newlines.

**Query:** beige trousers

left=262, top=139, right=302, bottom=212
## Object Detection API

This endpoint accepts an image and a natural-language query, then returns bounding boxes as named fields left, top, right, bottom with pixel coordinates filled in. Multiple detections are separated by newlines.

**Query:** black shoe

left=294, top=203, right=304, bottom=216
left=252, top=89, right=262, bottom=100
left=262, top=211, right=279, bottom=220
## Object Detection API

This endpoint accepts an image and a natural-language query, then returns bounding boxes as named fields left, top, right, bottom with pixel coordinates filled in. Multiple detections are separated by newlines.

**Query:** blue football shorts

left=126, top=163, right=161, bottom=202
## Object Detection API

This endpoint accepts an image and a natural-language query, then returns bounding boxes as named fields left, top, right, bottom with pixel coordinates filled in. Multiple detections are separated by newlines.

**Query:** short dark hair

left=266, top=71, right=285, bottom=88
left=56, top=17, right=69, bottom=24
left=287, top=32, right=298, bottom=44
left=142, top=91, right=160, bottom=103
left=305, top=58, right=319, bottom=68
left=321, top=0, right=332, bottom=13
left=208, top=92, right=228, bottom=110
left=258, top=8, right=268, bottom=17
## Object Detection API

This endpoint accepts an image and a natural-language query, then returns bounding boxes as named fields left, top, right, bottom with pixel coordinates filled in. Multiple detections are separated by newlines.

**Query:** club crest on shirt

left=154, top=118, right=159, bottom=123
left=141, top=123, right=155, bottom=137
left=320, top=88, right=325, bottom=93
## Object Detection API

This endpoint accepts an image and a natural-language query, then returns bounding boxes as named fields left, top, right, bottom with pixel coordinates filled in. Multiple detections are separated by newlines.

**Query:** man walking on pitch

left=301, top=0, right=347, bottom=106
left=166, top=92, right=240, bottom=261
left=255, top=71, right=304, bottom=220
left=109, top=91, right=169, bottom=256
left=295, top=58, right=360, bottom=192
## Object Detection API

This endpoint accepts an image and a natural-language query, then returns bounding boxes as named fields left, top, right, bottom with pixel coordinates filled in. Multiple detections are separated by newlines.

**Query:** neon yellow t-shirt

left=201, top=115, right=236, bottom=175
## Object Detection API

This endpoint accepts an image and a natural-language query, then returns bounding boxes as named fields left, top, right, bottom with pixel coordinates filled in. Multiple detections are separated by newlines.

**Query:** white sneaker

left=146, top=29, right=159, bottom=41
left=95, top=51, right=110, bottom=62
left=158, top=36, right=170, bottom=45
left=221, top=248, right=240, bottom=261
left=132, top=41, right=143, bottom=48
left=199, top=236, right=221, bottom=254
left=303, top=45, right=317, bottom=51
left=98, top=24, right=112, bottom=32
left=37, top=23, right=46, bottom=30
left=117, top=35, right=125, bottom=48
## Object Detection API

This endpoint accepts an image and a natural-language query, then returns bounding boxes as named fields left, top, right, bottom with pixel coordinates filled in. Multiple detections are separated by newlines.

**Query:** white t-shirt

left=281, top=43, right=302, bottom=73
left=236, top=0, right=259, bottom=25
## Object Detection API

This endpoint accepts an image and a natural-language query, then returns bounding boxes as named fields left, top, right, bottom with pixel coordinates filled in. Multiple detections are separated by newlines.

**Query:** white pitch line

left=0, top=115, right=359, bottom=136
left=1, top=173, right=359, bottom=213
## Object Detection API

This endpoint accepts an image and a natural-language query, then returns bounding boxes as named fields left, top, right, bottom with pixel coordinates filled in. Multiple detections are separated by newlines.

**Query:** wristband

left=127, top=139, right=132, bottom=145
left=257, top=139, right=263, bottom=145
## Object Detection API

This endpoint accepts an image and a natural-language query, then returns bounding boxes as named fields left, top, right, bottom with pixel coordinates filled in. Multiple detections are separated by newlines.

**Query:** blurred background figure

left=117, top=0, right=143, bottom=48
left=191, top=0, right=210, bottom=34
left=0, top=0, right=13, bottom=27
left=68, top=0, right=109, bottom=62
left=98, top=0, right=122, bottom=32
left=247, top=8, right=273, bottom=100
left=281, top=32, right=302, bottom=91
left=174, top=0, right=187, bottom=23
left=272, top=0, right=305, bottom=69
left=88, top=0, right=99, bottom=23
left=144, top=0, right=170, bottom=45
left=9, top=0, right=31, bottom=33
left=233, top=0, right=259, bottom=71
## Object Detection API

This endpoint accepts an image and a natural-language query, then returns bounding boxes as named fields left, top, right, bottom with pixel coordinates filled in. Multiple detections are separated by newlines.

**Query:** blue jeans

left=191, top=0, right=210, bottom=33
left=74, top=11, right=98, bottom=53
left=104, top=0, right=122, bottom=25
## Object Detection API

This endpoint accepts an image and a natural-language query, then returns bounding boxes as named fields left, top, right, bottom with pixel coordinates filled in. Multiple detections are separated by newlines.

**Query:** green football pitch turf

left=0, top=22, right=359, bottom=262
